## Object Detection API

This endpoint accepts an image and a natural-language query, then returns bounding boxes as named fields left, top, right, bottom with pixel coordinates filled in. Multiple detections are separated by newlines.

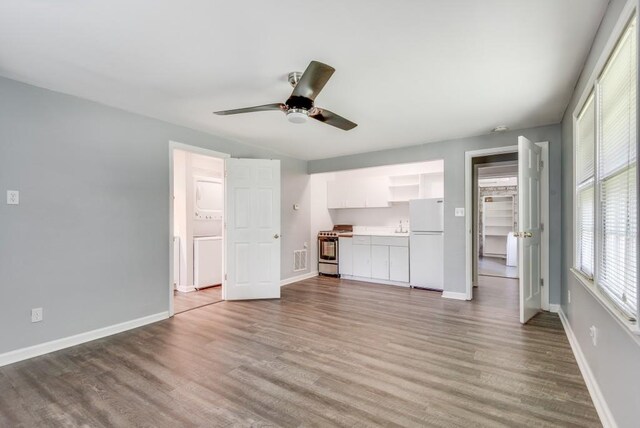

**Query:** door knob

left=274, top=233, right=280, bottom=239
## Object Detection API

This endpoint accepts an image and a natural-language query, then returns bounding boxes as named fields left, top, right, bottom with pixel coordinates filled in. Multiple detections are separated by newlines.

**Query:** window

left=576, top=93, right=595, bottom=277
left=575, top=16, right=638, bottom=321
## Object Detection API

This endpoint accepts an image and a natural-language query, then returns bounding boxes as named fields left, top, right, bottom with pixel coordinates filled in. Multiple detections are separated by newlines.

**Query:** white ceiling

left=0, top=0, right=608, bottom=160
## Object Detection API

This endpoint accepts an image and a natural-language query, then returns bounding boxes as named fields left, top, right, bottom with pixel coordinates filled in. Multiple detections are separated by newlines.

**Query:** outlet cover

left=454, top=207, right=465, bottom=217
left=7, top=190, right=19, bottom=205
left=31, top=307, right=43, bottom=323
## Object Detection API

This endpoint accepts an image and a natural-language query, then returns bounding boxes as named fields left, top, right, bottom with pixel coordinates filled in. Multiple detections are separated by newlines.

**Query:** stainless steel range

left=318, top=225, right=353, bottom=277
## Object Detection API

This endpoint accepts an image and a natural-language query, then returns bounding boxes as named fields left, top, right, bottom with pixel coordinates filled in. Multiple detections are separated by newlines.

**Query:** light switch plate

left=454, top=207, right=465, bottom=217
left=7, top=190, right=19, bottom=205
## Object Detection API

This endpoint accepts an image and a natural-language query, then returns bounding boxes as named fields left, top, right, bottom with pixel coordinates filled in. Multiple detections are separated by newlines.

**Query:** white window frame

left=572, top=3, right=639, bottom=335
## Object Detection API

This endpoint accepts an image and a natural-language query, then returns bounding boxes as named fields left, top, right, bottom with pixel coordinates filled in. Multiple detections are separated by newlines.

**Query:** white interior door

left=225, top=158, right=281, bottom=300
left=518, top=136, right=542, bottom=323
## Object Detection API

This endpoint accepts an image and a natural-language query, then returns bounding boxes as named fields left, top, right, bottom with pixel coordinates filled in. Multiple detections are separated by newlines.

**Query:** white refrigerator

left=409, top=198, right=444, bottom=290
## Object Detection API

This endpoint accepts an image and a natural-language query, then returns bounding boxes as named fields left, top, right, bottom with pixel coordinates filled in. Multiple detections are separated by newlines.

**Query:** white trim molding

left=548, top=304, right=560, bottom=313
left=558, top=308, right=616, bottom=428
left=442, top=291, right=469, bottom=300
left=0, top=312, right=169, bottom=368
left=280, top=271, right=318, bottom=286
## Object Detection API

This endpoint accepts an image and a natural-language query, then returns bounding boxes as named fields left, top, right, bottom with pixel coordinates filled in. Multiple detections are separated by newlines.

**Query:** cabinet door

left=365, top=176, right=390, bottom=208
left=389, top=246, right=409, bottom=282
left=371, top=245, right=390, bottom=280
left=345, top=178, right=366, bottom=208
left=339, top=237, right=353, bottom=276
left=327, top=180, right=344, bottom=209
left=352, top=244, right=371, bottom=278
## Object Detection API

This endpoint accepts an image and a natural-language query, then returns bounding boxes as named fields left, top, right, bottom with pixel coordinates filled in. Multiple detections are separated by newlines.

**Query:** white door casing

left=518, top=136, right=543, bottom=323
left=225, top=158, right=281, bottom=300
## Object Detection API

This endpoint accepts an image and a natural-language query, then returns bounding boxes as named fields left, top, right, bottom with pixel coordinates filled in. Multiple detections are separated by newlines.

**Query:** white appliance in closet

left=409, top=198, right=444, bottom=290
left=193, top=236, right=222, bottom=289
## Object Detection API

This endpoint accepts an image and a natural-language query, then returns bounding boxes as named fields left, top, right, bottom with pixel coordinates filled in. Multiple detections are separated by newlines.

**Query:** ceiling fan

left=214, top=61, right=357, bottom=131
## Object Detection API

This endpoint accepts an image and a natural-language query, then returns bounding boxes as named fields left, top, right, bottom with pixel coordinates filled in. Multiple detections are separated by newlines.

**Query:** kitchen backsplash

left=329, top=204, right=410, bottom=229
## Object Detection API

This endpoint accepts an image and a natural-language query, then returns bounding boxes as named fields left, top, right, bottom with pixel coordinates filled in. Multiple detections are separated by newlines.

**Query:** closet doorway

left=475, top=158, right=519, bottom=280
left=170, top=143, right=228, bottom=315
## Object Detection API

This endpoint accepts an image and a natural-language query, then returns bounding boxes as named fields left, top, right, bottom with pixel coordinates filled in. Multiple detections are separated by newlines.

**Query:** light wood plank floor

left=0, top=276, right=599, bottom=427
left=174, top=286, right=222, bottom=314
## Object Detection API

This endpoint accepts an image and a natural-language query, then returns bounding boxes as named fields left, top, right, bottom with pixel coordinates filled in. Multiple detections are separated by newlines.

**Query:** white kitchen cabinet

left=327, top=180, right=346, bottom=209
left=364, top=176, right=391, bottom=208
left=327, top=177, right=389, bottom=209
left=389, top=246, right=409, bottom=282
left=371, top=245, right=390, bottom=280
left=352, top=243, right=371, bottom=278
left=338, top=237, right=353, bottom=276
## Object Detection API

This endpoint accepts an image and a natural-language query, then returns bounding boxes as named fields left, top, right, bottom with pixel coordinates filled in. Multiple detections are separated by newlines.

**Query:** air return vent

left=294, top=250, right=307, bottom=272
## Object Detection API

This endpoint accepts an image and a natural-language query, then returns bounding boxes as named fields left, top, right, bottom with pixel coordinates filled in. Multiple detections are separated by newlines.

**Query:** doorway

left=169, top=142, right=283, bottom=316
left=171, top=146, right=226, bottom=314
left=474, top=158, right=519, bottom=281
left=169, top=142, right=228, bottom=315
left=464, top=139, right=550, bottom=322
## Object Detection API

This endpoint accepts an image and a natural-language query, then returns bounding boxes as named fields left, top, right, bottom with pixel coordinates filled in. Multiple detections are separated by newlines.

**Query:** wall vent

left=294, top=249, right=307, bottom=272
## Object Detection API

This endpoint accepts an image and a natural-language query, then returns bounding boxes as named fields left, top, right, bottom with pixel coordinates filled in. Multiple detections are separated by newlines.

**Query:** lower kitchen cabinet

left=352, top=244, right=371, bottom=278
left=341, top=235, right=409, bottom=286
left=338, top=237, right=353, bottom=276
left=389, top=246, right=409, bottom=282
left=371, top=245, right=390, bottom=280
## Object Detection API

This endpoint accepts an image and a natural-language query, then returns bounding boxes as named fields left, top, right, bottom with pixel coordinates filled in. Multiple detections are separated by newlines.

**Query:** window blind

left=576, top=94, right=595, bottom=277
left=596, top=17, right=637, bottom=319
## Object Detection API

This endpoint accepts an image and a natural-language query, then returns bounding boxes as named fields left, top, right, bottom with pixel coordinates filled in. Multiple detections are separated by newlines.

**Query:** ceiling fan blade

left=290, top=61, right=335, bottom=100
left=309, top=107, right=357, bottom=131
left=214, top=103, right=286, bottom=115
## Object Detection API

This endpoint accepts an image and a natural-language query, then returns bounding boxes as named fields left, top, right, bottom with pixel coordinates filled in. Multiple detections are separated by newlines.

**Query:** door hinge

left=540, top=223, right=544, bottom=232
left=540, top=278, right=544, bottom=287
left=539, top=160, right=544, bottom=170
left=224, top=169, right=228, bottom=177
left=225, top=273, right=227, bottom=281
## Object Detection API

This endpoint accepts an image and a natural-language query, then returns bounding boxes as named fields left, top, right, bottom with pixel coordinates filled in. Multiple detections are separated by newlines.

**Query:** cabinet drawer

left=371, top=236, right=408, bottom=247
left=352, top=235, right=371, bottom=245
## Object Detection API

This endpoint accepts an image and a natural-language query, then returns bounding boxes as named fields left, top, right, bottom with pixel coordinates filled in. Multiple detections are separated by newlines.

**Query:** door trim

left=168, top=141, right=230, bottom=317
left=464, top=142, right=550, bottom=310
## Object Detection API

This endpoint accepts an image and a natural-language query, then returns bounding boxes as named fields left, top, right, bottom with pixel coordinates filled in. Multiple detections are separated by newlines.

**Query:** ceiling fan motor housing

left=284, top=95, right=313, bottom=123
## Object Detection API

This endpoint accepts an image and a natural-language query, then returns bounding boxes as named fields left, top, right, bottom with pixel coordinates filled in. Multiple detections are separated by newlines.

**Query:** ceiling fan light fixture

left=287, top=108, right=308, bottom=124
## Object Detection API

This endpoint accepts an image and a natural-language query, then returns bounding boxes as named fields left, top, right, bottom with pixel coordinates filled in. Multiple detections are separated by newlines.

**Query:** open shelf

left=482, top=195, right=514, bottom=258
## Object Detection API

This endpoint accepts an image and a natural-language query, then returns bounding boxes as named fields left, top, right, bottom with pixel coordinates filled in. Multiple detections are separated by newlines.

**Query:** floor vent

left=294, top=249, right=307, bottom=272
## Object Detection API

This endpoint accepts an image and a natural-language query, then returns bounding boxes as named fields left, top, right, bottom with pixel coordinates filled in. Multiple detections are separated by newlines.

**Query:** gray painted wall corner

left=0, top=76, right=311, bottom=355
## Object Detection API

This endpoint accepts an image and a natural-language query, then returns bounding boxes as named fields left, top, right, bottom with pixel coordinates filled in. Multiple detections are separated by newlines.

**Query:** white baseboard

left=176, top=285, right=196, bottom=293
left=442, top=291, right=468, bottom=300
left=558, top=308, right=615, bottom=428
left=0, top=311, right=169, bottom=368
left=548, top=303, right=560, bottom=313
left=280, top=271, right=318, bottom=286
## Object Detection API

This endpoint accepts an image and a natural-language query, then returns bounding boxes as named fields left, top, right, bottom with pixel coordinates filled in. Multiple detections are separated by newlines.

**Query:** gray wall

left=309, top=123, right=563, bottom=301
left=560, top=0, right=640, bottom=426
left=0, top=77, right=310, bottom=354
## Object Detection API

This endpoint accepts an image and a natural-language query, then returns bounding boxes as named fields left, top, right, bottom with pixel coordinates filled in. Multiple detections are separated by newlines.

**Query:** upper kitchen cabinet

left=327, top=176, right=390, bottom=209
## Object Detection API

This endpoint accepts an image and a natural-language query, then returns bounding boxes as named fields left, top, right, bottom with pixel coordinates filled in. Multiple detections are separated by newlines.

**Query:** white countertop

left=346, top=226, right=410, bottom=237
left=352, top=232, right=409, bottom=237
